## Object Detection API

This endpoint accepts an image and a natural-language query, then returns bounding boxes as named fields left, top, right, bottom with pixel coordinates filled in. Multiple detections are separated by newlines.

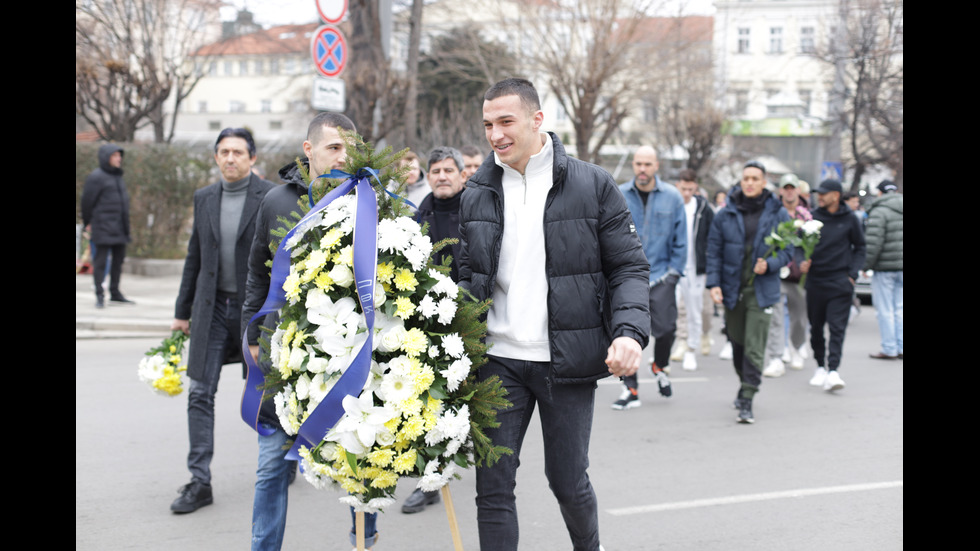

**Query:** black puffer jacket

left=81, top=144, right=130, bottom=245
left=458, top=133, right=650, bottom=383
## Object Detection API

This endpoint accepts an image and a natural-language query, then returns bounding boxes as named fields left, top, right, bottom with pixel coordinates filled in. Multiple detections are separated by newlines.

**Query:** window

left=289, top=100, right=307, bottom=112
left=555, top=103, right=568, bottom=122
left=270, top=58, right=280, bottom=75
left=734, top=90, right=749, bottom=116
left=229, top=100, right=245, bottom=113
left=208, top=61, right=217, bottom=76
left=799, top=90, right=812, bottom=115
left=208, top=120, right=221, bottom=131
left=269, top=120, right=282, bottom=130
left=255, top=60, right=264, bottom=75
left=800, top=26, right=815, bottom=54
left=261, top=99, right=272, bottom=113
left=737, top=27, right=750, bottom=53
left=770, top=27, right=783, bottom=54
left=224, top=61, right=233, bottom=76
left=197, top=101, right=207, bottom=114
left=285, top=58, right=296, bottom=74
left=239, top=60, right=248, bottom=76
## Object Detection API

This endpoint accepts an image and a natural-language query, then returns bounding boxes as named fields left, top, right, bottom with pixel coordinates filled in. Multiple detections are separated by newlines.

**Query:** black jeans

left=475, top=355, right=600, bottom=551
left=92, top=243, right=126, bottom=299
left=807, top=284, right=852, bottom=371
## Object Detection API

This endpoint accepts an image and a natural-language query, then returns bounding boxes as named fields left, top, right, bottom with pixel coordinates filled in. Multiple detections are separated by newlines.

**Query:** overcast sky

left=223, top=0, right=716, bottom=27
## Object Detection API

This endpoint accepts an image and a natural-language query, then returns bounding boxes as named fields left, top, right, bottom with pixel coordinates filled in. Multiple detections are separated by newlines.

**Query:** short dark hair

left=459, top=144, right=484, bottom=158
left=428, top=146, right=463, bottom=172
left=307, top=112, right=357, bottom=145
left=743, top=160, right=766, bottom=175
left=485, top=78, right=541, bottom=113
left=678, top=168, right=697, bottom=183
left=215, top=127, right=256, bottom=157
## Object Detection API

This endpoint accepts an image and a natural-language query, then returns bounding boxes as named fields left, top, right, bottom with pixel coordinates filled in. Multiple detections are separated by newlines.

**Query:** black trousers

left=93, top=243, right=126, bottom=299
left=806, top=284, right=852, bottom=371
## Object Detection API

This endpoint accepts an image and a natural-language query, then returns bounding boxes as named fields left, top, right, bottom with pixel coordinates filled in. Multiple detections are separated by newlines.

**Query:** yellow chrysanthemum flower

left=169, top=354, right=181, bottom=365
left=339, top=478, right=367, bottom=494
left=169, top=345, right=177, bottom=353
left=398, top=415, right=426, bottom=440
left=361, top=466, right=384, bottom=480
left=283, top=273, right=302, bottom=302
left=401, top=327, right=428, bottom=357
left=314, top=272, right=334, bottom=291
left=393, top=268, right=418, bottom=292
left=333, top=245, right=354, bottom=267
left=399, top=397, right=424, bottom=418
left=414, top=364, right=435, bottom=394
left=377, top=262, right=395, bottom=284
left=393, top=449, right=417, bottom=474
left=394, top=296, right=416, bottom=320
left=370, top=470, right=398, bottom=489
left=367, top=449, right=396, bottom=468
left=320, top=228, right=343, bottom=251
left=384, top=417, right=402, bottom=434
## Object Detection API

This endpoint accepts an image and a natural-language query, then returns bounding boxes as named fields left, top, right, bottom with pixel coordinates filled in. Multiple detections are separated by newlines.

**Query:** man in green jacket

left=863, top=180, right=903, bottom=360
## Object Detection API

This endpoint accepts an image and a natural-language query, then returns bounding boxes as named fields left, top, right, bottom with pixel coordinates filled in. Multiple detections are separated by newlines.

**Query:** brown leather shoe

left=869, top=353, right=898, bottom=360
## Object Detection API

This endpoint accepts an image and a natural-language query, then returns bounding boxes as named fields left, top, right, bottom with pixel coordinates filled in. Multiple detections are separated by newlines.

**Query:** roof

left=193, top=23, right=320, bottom=56
left=628, top=15, right=714, bottom=44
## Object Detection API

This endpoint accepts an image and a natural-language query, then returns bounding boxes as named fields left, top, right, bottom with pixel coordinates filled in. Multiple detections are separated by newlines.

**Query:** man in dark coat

left=459, top=78, right=650, bottom=551
left=706, top=161, right=792, bottom=424
left=169, top=128, right=275, bottom=514
left=81, top=143, right=132, bottom=308
left=800, top=179, right=867, bottom=392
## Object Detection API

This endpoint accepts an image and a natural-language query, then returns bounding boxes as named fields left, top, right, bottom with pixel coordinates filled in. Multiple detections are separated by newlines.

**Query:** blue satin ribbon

left=240, top=169, right=380, bottom=451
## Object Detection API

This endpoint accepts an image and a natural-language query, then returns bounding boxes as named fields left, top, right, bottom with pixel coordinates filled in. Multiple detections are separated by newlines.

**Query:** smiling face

left=303, top=125, right=347, bottom=177
left=741, top=166, right=766, bottom=198
left=427, top=157, right=465, bottom=199
left=214, top=136, right=256, bottom=182
left=483, top=94, right=544, bottom=175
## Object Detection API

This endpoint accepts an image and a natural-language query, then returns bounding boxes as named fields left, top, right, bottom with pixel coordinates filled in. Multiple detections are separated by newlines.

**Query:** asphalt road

left=76, top=276, right=902, bottom=550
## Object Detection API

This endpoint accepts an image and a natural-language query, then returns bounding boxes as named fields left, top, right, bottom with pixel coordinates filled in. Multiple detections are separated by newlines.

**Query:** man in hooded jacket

left=706, top=161, right=792, bottom=424
left=81, top=143, right=132, bottom=308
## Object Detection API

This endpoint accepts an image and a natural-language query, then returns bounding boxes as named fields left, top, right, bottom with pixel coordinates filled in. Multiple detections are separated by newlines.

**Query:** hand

left=848, top=277, right=855, bottom=287
left=710, top=286, right=723, bottom=304
left=605, top=336, right=641, bottom=377
left=249, top=345, right=260, bottom=363
left=800, top=259, right=812, bottom=273
left=171, top=318, right=190, bottom=335
left=753, top=258, right=768, bottom=275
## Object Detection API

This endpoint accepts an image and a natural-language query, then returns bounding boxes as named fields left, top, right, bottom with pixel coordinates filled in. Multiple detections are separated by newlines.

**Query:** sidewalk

left=75, top=259, right=184, bottom=339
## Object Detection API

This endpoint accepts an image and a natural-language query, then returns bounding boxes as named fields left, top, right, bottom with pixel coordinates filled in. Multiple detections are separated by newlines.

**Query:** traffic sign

left=311, top=25, right=347, bottom=78
left=316, top=0, right=347, bottom=24
left=821, top=161, right=843, bottom=182
left=312, top=76, right=346, bottom=112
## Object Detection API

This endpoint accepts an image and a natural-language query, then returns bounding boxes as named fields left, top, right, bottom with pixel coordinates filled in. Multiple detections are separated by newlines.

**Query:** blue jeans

left=871, top=271, right=903, bottom=356
left=251, top=425, right=291, bottom=551
left=187, top=293, right=239, bottom=485
left=475, top=355, right=600, bottom=551
left=348, top=508, right=379, bottom=547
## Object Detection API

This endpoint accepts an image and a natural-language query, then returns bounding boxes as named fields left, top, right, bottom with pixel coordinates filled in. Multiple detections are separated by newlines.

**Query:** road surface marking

left=607, top=481, right=904, bottom=515
left=598, top=377, right=709, bottom=385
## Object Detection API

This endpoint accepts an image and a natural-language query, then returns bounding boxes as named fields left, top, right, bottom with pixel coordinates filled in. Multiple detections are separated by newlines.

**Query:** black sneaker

left=611, top=387, right=641, bottom=410
left=736, top=398, right=754, bottom=424
left=401, top=488, right=440, bottom=514
left=95, top=295, right=104, bottom=309
left=171, top=481, right=213, bottom=514
left=110, top=295, right=135, bottom=304
left=652, top=364, right=672, bottom=398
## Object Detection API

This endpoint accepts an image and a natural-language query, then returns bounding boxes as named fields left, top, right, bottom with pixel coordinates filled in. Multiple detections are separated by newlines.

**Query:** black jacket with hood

left=81, top=144, right=131, bottom=245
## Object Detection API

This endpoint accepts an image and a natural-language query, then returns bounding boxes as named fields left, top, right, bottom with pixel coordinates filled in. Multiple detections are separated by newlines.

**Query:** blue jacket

left=706, top=187, right=792, bottom=310
left=618, top=177, right=688, bottom=282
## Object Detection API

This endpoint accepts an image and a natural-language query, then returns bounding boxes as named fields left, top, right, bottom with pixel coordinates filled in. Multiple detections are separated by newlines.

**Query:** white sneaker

left=719, top=342, right=733, bottom=360
left=823, top=370, right=845, bottom=392
left=798, top=344, right=809, bottom=360
left=700, top=334, right=713, bottom=356
left=809, top=367, right=828, bottom=387
left=789, top=348, right=805, bottom=370
left=670, top=340, right=688, bottom=362
left=682, top=351, right=697, bottom=371
left=763, top=358, right=786, bottom=378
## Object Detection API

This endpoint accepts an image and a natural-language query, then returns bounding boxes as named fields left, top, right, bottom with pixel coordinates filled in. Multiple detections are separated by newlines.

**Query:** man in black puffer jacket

left=81, top=143, right=132, bottom=307
left=459, top=78, right=650, bottom=551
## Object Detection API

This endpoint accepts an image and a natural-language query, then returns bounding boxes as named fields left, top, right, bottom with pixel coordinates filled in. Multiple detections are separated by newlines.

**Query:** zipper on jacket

left=522, top=173, right=527, bottom=205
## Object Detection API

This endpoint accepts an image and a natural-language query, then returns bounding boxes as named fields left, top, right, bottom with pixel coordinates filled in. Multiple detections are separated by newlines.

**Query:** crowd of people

left=80, top=77, right=902, bottom=551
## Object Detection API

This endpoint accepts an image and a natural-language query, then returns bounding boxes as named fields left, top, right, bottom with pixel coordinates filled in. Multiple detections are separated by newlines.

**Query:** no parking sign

left=311, top=25, right=347, bottom=78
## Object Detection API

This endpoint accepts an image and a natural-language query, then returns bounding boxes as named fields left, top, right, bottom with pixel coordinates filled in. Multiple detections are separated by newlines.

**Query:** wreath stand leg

left=356, top=511, right=365, bottom=551
left=442, top=485, right=464, bottom=551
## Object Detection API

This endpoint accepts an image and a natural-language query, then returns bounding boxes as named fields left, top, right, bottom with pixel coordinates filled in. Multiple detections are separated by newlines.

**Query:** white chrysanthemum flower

left=418, top=460, right=457, bottom=492
left=436, top=297, right=457, bottom=325
left=418, top=294, right=439, bottom=319
left=377, top=219, right=411, bottom=253
left=441, top=333, right=465, bottom=359
left=432, top=276, right=459, bottom=299
left=801, top=219, right=823, bottom=235
left=269, top=326, right=284, bottom=367
left=403, top=245, right=427, bottom=272
left=440, top=356, right=471, bottom=392
left=428, top=345, right=441, bottom=358
left=284, top=212, right=324, bottom=249
left=340, top=496, right=396, bottom=514
left=137, top=354, right=167, bottom=383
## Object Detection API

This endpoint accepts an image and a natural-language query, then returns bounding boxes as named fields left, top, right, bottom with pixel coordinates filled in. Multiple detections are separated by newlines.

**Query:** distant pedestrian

left=673, top=169, right=714, bottom=371
left=81, top=143, right=133, bottom=308
left=707, top=161, right=792, bottom=423
left=800, top=180, right=867, bottom=392
left=863, top=180, right=903, bottom=360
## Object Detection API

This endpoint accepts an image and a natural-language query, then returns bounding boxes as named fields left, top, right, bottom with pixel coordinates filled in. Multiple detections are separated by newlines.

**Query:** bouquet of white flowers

left=138, top=330, right=189, bottom=396
left=250, top=137, right=510, bottom=513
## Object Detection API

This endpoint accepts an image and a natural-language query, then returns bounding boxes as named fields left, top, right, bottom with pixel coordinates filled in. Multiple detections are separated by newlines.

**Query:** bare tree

left=514, top=0, right=669, bottom=164
left=75, top=0, right=220, bottom=143
left=825, top=0, right=903, bottom=188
